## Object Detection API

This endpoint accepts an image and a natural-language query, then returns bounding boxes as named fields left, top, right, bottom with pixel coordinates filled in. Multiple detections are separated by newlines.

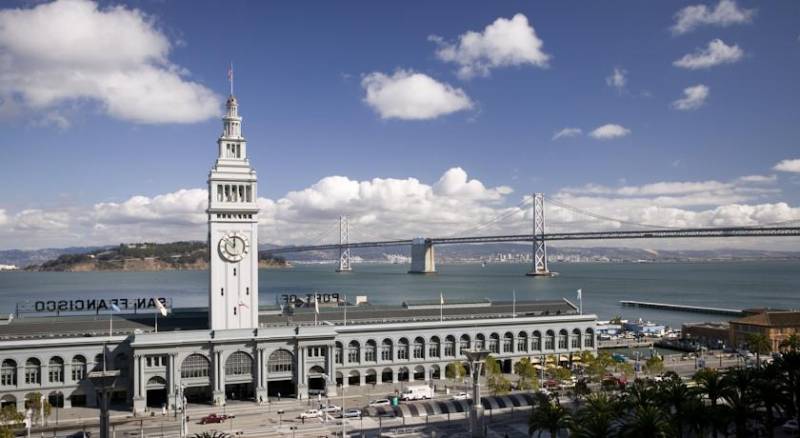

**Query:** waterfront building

left=729, top=310, right=800, bottom=352
left=0, top=88, right=598, bottom=414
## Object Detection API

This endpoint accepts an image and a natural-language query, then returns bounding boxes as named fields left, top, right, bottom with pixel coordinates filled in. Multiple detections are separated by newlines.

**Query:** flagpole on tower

left=228, top=62, right=234, bottom=96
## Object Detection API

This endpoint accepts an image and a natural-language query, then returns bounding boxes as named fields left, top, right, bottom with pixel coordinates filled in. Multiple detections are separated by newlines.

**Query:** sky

left=0, top=0, right=799, bottom=250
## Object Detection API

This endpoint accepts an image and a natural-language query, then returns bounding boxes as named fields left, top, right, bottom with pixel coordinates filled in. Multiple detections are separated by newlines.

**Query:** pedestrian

left=301, top=416, right=305, bottom=424
left=278, top=392, right=281, bottom=402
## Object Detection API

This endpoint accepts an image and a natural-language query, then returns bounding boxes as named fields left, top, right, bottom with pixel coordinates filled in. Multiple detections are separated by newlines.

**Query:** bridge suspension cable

left=444, top=196, right=531, bottom=238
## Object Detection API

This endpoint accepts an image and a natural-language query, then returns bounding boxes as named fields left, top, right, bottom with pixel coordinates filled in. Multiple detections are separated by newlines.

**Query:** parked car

left=782, top=419, right=799, bottom=432
left=299, top=409, right=322, bottom=419
left=66, top=433, right=91, bottom=438
left=452, top=392, right=471, bottom=400
left=368, top=399, right=391, bottom=406
left=400, top=385, right=433, bottom=401
left=342, top=408, right=362, bottom=418
left=199, top=414, right=230, bottom=424
left=321, top=405, right=341, bottom=414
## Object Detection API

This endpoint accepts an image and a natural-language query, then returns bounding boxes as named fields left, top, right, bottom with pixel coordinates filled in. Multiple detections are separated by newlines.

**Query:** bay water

left=1, top=261, right=798, bottom=328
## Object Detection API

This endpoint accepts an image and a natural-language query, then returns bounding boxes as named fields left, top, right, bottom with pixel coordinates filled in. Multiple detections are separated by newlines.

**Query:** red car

left=200, top=414, right=231, bottom=424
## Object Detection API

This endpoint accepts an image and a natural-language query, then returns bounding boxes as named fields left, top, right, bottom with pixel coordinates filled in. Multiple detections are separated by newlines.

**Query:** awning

left=559, top=355, right=569, bottom=361
left=364, top=394, right=537, bottom=418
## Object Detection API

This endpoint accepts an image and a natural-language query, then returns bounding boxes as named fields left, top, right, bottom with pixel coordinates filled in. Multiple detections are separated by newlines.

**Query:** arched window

left=545, top=330, right=555, bottom=350
left=335, top=342, right=343, bottom=364
left=181, top=354, right=210, bottom=379
left=93, top=354, right=105, bottom=371
left=488, top=333, right=500, bottom=354
left=517, top=331, right=528, bottom=352
left=585, top=328, right=595, bottom=348
left=397, top=338, right=409, bottom=360
left=503, top=332, right=514, bottom=353
left=48, top=357, right=64, bottom=383
left=459, top=334, right=470, bottom=355
left=572, top=329, right=582, bottom=349
left=225, top=351, right=253, bottom=376
left=24, top=358, right=41, bottom=384
left=475, top=334, right=485, bottom=350
left=532, top=331, right=542, bottom=351
left=268, top=350, right=293, bottom=373
left=413, top=337, right=425, bottom=359
left=365, top=340, right=377, bottom=362
left=347, top=341, right=360, bottom=364
left=428, top=336, right=440, bottom=358
left=444, top=335, right=456, bottom=357
left=558, top=329, right=568, bottom=349
left=71, top=356, right=86, bottom=381
left=1, top=360, right=16, bottom=386
left=380, top=339, right=393, bottom=361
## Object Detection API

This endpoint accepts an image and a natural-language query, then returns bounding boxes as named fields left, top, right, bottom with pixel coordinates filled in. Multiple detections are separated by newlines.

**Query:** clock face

left=218, top=232, right=249, bottom=262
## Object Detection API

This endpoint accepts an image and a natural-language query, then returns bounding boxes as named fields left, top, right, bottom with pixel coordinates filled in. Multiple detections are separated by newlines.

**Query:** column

left=132, top=354, right=145, bottom=414
left=255, top=348, right=267, bottom=404
left=213, top=350, right=225, bottom=406
left=326, top=344, right=337, bottom=396
left=167, top=354, right=176, bottom=410
left=296, top=345, right=307, bottom=399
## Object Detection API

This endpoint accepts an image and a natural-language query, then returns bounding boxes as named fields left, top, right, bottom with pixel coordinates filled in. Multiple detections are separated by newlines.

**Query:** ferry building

left=0, top=90, right=598, bottom=414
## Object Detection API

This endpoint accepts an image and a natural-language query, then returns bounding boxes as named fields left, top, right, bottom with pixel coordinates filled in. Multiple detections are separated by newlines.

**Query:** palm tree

left=569, top=392, right=620, bottom=438
left=693, top=368, right=727, bottom=438
left=619, top=404, right=672, bottom=438
left=774, top=352, right=800, bottom=432
left=529, top=396, right=571, bottom=438
left=746, top=332, right=773, bottom=369
left=751, top=362, right=789, bottom=438
left=658, top=374, right=693, bottom=437
left=682, top=397, right=711, bottom=438
left=722, top=368, right=759, bottom=438
left=779, top=334, right=800, bottom=353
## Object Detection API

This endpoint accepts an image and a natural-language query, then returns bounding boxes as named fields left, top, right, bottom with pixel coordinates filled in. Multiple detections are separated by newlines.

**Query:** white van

left=400, top=385, right=433, bottom=401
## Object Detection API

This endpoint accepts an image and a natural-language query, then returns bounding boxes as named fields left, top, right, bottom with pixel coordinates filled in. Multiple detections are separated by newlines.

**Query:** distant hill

left=0, top=246, right=108, bottom=268
left=17, top=242, right=289, bottom=272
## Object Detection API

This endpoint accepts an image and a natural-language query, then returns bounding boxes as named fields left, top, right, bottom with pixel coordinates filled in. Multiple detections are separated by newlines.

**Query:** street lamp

left=464, top=348, right=490, bottom=438
left=88, top=369, right=120, bottom=438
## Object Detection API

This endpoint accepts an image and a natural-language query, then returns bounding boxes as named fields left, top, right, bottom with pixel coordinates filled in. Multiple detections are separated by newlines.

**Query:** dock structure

left=620, top=300, right=744, bottom=317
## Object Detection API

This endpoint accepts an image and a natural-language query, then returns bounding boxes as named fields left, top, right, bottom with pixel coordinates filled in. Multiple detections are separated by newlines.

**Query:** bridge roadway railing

left=262, top=226, right=800, bottom=254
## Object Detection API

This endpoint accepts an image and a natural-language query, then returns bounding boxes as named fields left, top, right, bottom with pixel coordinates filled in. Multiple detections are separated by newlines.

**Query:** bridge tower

left=336, top=216, right=352, bottom=272
left=526, top=192, right=555, bottom=277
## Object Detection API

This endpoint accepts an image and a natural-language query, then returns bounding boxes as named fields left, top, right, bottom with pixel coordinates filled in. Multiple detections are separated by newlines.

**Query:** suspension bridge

left=263, top=193, right=800, bottom=276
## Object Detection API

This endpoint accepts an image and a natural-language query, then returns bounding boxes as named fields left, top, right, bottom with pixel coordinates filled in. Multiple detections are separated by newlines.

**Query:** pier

left=620, top=300, right=744, bottom=317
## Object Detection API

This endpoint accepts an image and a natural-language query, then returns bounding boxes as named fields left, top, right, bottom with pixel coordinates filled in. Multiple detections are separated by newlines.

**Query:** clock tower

left=207, top=89, right=259, bottom=331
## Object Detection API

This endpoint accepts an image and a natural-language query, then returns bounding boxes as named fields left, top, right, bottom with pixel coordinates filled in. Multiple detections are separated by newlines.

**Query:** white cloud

left=672, top=84, right=710, bottom=110
left=2, top=168, right=800, bottom=251
left=430, top=13, right=549, bottom=79
left=0, top=0, right=221, bottom=125
left=589, top=124, right=631, bottom=140
left=605, top=67, right=627, bottom=91
left=361, top=70, right=473, bottom=120
left=552, top=128, right=582, bottom=141
left=738, top=174, right=777, bottom=183
left=672, top=0, right=755, bottom=35
left=774, top=159, right=800, bottom=173
left=673, top=39, right=743, bottom=70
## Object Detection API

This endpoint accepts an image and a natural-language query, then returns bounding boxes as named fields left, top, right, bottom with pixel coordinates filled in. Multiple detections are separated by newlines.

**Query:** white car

left=299, top=409, right=321, bottom=419
left=452, top=392, right=471, bottom=400
left=368, top=399, right=391, bottom=406
left=342, top=408, right=362, bottom=418
left=783, top=419, right=799, bottom=432
left=321, top=405, right=341, bottom=413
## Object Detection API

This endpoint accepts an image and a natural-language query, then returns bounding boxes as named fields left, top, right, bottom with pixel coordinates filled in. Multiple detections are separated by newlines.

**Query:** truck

left=400, top=385, right=433, bottom=401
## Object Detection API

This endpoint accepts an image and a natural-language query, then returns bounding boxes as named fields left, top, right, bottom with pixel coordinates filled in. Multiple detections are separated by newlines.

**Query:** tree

left=779, top=333, right=800, bottom=353
left=192, top=433, right=231, bottom=438
left=586, top=352, right=613, bottom=381
left=746, top=332, right=773, bottom=368
left=24, top=392, right=50, bottom=423
left=693, top=368, right=727, bottom=438
left=619, top=404, right=671, bottom=438
left=722, top=368, right=759, bottom=438
left=552, top=366, right=572, bottom=382
left=445, top=361, right=467, bottom=382
left=487, top=374, right=512, bottom=395
left=0, top=406, right=24, bottom=438
left=485, top=355, right=501, bottom=376
left=529, top=396, right=571, bottom=438
left=753, top=363, right=787, bottom=438
left=644, top=356, right=665, bottom=376
left=774, top=352, right=800, bottom=433
left=569, top=392, right=619, bottom=438
left=657, top=374, right=693, bottom=438
left=514, top=357, right=539, bottom=391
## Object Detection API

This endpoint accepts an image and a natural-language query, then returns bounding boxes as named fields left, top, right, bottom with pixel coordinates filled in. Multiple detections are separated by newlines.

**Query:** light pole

left=88, top=369, right=120, bottom=438
left=464, top=349, right=490, bottom=438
